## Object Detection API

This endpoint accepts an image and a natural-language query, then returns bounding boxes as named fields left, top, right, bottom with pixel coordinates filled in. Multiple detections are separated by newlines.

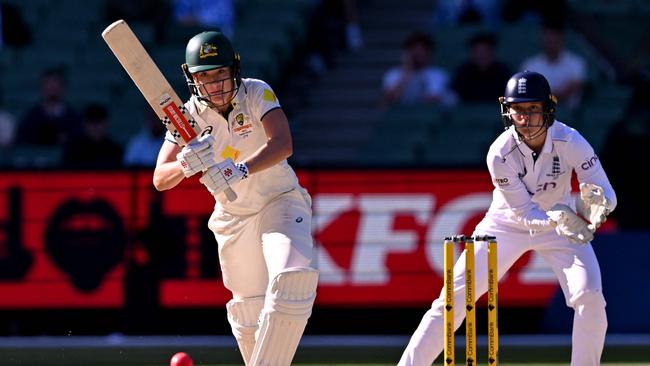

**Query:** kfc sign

left=307, top=171, right=558, bottom=306
left=0, top=170, right=560, bottom=309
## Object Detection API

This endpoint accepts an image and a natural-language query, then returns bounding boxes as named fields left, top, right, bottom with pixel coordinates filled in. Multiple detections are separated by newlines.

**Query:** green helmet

left=182, top=31, right=241, bottom=108
left=185, top=31, right=239, bottom=73
left=184, top=31, right=239, bottom=73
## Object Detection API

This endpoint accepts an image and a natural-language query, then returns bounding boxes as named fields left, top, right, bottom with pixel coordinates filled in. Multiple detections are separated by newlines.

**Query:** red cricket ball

left=170, top=352, right=194, bottom=366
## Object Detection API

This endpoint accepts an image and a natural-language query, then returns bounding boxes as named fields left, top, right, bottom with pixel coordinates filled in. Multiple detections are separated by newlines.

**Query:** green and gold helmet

left=184, top=31, right=239, bottom=73
left=181, top=31, right=241, bottom=108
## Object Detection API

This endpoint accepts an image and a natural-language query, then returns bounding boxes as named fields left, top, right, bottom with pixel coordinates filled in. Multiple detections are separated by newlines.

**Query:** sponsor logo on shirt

left=581, top=155, right=599, bottom=170
left=536, top=181, right=557, bottom=192
left=494, top=178, right=509, bottom=187
left=234, top=123, right=253, bottom=133
left=200, top=126, right=213, bottom=137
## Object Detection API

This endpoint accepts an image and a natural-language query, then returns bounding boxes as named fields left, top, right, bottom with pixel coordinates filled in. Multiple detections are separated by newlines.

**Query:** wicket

left=443, top=235, right=498, bottom=366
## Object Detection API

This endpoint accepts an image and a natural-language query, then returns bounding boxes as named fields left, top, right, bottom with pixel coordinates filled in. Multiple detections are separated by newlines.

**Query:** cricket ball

left=170, top=352, right=193, bottom=366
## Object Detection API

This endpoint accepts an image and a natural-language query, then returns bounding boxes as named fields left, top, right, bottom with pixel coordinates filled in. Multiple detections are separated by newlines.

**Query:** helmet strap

left=182, top=63, right=199, bottom=98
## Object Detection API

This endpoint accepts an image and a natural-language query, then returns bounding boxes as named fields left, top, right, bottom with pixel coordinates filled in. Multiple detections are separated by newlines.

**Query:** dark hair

left=542, top=18, right=566, bottom=33
left=468, top=32, right=497, bottom=48
left=403, top=31, right=435, bottom=50
left=41, top=66, right=67, bottom=81
left=84, top=103, right=108, bottom=122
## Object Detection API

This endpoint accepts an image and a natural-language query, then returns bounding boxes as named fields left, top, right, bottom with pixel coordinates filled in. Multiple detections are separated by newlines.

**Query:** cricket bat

left=102, top=19, right=237, bottom=201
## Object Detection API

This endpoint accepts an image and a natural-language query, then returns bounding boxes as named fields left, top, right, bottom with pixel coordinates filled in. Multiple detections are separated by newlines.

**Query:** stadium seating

left=0, top=0, right=640, bottom=168
left=0, top=0, right=315, bottom=162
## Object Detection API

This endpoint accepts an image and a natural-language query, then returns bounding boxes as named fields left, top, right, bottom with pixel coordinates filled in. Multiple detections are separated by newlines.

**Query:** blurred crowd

left=0, top=0, right=240, bottom=168
left=380, top=1, right=584, bottom=111
left=0, top=0, right=647, bottom=174
left=0, top=0, right=365, bottom=169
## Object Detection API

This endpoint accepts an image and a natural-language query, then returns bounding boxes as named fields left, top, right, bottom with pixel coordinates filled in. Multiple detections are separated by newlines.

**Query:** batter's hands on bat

left=199, top=158, right=248, bottom=194
left=547, top=203, right=594, bottom=244
left=576, top=183, right=611, bottom=231
left=177, top=134, right=217, bottom=177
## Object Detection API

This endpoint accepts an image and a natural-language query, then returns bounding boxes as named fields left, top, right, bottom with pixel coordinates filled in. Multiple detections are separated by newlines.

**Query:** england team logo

left=517, top=77, right=527, bottom=94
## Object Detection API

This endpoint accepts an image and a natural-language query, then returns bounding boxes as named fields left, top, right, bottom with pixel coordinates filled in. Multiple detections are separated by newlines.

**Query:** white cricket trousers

left=398, top=228, right=607, bottom=366
left=209, top=188, right=315, bottom=298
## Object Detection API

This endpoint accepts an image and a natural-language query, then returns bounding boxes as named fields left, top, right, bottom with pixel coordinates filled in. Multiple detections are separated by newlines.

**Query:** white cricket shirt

left=477, top=121, right=617, bottom=233
left=166, top=78, right=301, bottom=215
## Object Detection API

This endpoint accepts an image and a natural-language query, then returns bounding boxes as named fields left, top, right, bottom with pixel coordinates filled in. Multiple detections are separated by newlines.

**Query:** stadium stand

left=0, top=0, right=644, bottom=168
left=0, top=0, right=314, bottom=167
left=285, top=0, right=640, bottom=167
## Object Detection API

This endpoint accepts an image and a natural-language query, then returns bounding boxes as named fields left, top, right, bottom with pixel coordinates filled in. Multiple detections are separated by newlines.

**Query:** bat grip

left=200, top=167, right=238, bottom=202
left=224, top=187, right=238, bottom=201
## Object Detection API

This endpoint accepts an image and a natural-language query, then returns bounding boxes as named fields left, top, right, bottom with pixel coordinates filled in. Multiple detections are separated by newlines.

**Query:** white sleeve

left=566, top=132, right=617, bottom=212
left=248, top=80, right=282, bottom=122
left=487, top=152, right=553, bottom=230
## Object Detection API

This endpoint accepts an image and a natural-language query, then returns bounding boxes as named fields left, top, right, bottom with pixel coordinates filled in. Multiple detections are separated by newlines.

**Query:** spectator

left=172, top=0, right=235, bottom=38
left=521, top=20, right=586, bottom=112
left=17, top=67, right=82, bottom=146
left=62, top=103, right=123, bottom=169
left=304, top=0, right=363, bottom=78
left=0, top=1, right=32, bottom=49
left=123, top=109, right=165, bottom=167
left=0, top=109, right=15, bottom=150
left=0, top=90, right=16, bottom=150
left=451, top=32, right=511, bottom=103
left=342, top=0, right=363, bottom=51
left=382, top=31, right=454, bottom=107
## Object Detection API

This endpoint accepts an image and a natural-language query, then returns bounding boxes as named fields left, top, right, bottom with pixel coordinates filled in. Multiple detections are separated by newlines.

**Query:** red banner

left=0, top=170, right=562, bottom=309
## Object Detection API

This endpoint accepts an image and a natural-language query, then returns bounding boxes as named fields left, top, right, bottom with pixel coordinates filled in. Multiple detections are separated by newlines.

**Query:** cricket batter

left=153, top=31, right=318, bottom=365
left=399, top=70, right=616, bottom=365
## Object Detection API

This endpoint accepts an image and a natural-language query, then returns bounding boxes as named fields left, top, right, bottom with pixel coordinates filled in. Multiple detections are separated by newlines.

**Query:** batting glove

left=575, top=183, right=611, bottom=231
left=199, top=158, right=248, bottom=194
left=176, top=134, right=217, bottom=178
left=547, top=203, right=594, bottom=244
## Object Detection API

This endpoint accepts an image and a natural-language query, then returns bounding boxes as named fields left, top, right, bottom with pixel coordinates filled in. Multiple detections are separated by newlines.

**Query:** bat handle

left=225, top=187, right=238, bottom=201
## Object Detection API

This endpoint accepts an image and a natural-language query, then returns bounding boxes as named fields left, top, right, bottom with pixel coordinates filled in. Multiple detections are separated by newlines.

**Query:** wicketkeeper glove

left=176, top=134, right=217, bottom=178
left=547, top=203, right=594, bottom=244
left=575, top=183, right=611, bottom=231
left=199, top=158, right=248, bottom=194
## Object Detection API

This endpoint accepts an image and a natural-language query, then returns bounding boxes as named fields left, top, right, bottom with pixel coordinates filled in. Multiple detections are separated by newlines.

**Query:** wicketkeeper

left=400, top=70, right=616, bottom=366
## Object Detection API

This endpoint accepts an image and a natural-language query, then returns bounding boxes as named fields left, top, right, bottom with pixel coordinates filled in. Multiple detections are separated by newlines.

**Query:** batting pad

left=249, top=267, right=319, bottom=366
left=227, top=296, right=265, bottom=365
